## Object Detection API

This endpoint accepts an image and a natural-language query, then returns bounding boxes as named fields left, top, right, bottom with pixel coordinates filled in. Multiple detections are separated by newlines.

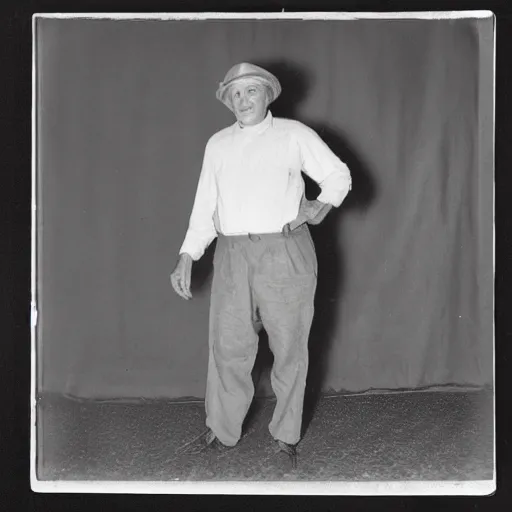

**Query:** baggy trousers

left=205, top=224, right=318, bottom=446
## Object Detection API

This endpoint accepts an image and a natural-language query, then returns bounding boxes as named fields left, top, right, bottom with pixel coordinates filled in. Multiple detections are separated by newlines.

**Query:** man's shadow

left=191, top=60, right=376, bottom=438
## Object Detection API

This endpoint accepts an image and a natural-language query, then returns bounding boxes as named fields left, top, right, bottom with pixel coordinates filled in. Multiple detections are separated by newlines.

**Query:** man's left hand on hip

left=282, top=197, right=333, bottom=234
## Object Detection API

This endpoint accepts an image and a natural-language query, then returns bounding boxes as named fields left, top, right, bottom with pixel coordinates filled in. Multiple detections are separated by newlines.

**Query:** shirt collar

left=235, top=110, right=273, bottom=135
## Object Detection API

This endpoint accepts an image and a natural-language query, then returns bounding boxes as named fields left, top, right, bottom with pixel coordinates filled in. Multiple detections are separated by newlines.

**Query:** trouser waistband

left=217, top=223, right=307, bottom=243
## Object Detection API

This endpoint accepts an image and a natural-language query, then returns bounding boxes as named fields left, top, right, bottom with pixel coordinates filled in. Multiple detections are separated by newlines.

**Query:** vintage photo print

left=31, top=11, right=495, bottom=495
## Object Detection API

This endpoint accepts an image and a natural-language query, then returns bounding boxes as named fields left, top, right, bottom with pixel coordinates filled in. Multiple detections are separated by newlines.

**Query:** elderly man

left=171, top=63, right=351, bottom=467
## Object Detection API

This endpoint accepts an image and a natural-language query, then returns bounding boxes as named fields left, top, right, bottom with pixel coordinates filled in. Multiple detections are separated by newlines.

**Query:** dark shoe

left=275, top=439, right=298, bottom=470
left=176, top=428, right=232, bottom=456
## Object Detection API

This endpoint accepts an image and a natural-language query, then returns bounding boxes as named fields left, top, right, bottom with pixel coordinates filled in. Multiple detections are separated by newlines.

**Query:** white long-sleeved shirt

left=179, top=111, right=352, bottom=260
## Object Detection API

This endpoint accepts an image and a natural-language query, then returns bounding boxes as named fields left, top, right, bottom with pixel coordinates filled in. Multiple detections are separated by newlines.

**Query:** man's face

left=230, top=80, right=269, bottom=127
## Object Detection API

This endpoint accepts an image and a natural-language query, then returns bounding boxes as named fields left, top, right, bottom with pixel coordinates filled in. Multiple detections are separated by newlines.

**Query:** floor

left=36, top=387, right=493, bottom=482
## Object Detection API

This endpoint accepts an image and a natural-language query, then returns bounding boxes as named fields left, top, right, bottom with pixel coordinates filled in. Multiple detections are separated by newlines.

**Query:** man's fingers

left=178, top=275, right=191, bottom=300
left=283, top=217, right=307, bottom=235
left=171, top=273, right=190, bottom=300
left=289, top=217, right=307, bottom=231
left=183, top=268, right=192, bottom=299
left=182, top=278, right=192, bottom=300
left=170, top=275, right=184, bottom=298
left=178, top=283, right=191, bottom=300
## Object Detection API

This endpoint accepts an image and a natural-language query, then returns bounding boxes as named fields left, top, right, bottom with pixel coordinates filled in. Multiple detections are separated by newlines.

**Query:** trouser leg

left=254, top=226, right=317, bottom=445
left=205, top=238, right=259, bottom=447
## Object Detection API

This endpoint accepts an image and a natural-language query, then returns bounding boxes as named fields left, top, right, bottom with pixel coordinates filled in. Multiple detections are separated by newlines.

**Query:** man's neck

left=237, top=110, right=272, bottom=131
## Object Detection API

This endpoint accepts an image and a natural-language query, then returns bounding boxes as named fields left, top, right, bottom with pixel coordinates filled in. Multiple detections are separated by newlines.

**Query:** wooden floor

left=36, top=387, right=493, bottom=482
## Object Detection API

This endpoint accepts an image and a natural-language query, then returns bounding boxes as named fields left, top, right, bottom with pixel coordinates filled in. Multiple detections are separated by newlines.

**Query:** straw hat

left=216, top=62, right=281, bottom=111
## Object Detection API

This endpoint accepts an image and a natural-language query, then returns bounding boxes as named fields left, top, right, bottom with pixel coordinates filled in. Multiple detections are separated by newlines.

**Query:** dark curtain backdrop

left=36, top=17, right=494, bottom=399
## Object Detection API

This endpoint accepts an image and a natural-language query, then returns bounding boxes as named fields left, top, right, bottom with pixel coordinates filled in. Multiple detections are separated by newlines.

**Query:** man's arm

left=170, top=141, right=218, bottom=300
left=284, top=125, right=352, bottom=232
left=178, top=141, right=219, bottom=261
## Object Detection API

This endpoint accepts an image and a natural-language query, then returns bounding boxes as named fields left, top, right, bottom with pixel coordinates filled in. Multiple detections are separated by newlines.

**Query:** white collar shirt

left=179, top=111, right=352, bottom=260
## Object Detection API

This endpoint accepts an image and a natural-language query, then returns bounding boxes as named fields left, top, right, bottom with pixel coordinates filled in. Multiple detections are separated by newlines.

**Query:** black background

left=1, top=0, right=510, bottom=510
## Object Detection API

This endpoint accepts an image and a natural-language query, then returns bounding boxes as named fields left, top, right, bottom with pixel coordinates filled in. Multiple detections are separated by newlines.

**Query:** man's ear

left=265, top=87, right=272, bottom=108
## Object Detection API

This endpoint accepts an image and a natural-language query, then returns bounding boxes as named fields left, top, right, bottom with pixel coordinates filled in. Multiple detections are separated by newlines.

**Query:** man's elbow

left=322, top=180, right=351, bottom=208
left=337, top=182, right=351, bottom=206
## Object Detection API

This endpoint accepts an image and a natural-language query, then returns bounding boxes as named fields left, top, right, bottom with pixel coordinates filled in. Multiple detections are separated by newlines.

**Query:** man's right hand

left=170, top=253, right=193, bottom=300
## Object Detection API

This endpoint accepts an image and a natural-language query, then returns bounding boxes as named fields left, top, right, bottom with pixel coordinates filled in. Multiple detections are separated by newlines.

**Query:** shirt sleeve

left=296, top=124, right=352, bottom=207
left=179, top=140, right=219, bottom=261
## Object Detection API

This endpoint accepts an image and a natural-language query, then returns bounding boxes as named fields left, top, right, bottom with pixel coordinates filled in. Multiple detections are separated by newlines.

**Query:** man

left=171, top=63, right=351, bottom=468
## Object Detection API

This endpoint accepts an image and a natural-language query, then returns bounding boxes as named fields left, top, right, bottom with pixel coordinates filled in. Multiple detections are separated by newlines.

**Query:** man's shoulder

left=273, top=117, right=316, bottom=136
left=207, top=124, right=237, bottom=147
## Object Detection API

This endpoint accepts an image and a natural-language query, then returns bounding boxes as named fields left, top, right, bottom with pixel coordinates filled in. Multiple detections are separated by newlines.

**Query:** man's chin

left=237, top=111, right=253, bottom=120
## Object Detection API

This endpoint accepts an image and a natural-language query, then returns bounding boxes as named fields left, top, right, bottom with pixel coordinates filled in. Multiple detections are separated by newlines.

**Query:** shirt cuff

left=179, top=238, right=208, bottom=261
left=317, top=180, right=351, bottom=207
